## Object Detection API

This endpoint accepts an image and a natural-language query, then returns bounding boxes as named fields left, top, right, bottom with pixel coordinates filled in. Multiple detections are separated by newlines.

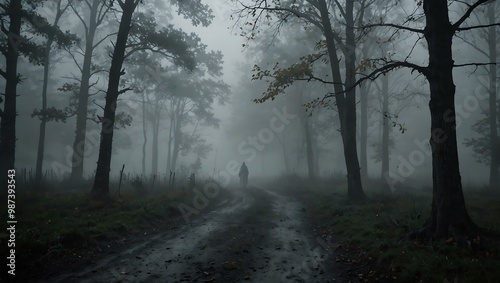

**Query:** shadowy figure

left=239, top=162, right=249, bottom=189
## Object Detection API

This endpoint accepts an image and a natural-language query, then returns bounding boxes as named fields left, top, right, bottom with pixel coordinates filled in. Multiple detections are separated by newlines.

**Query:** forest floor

left=5, top=177, right=500, bottom=283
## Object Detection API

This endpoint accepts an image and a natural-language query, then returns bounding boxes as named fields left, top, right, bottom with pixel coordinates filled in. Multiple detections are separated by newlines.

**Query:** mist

left=1, top=0, right=499, bottom=282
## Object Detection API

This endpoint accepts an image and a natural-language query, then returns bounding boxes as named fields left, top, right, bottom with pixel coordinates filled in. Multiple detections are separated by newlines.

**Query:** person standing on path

left=239, top=162, right=249, bottom=189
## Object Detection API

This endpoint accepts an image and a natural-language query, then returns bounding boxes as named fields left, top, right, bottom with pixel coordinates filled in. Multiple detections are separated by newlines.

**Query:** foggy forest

left=1, top=0, right=500, bottom=282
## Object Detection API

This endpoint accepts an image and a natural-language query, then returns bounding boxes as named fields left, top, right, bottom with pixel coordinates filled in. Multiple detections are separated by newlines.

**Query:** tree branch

left=118, top=87, right=133, bottom=95
left=64, top=47, right=83, bottom=73
left=453, top=62, right=496, bottom=68
left=359, top=23, right=424, bottom=33
left=452, top=0, right=494, bottom=30
left=333, top=0, right=347, bottom=19
left=457, top=22, right=500, bottom=31
left=70, top=3, right=88, bottom=35
left=455, top=34, right=489, bottom=58
left=96, top=1, right=111, bottom=26
left=93, top=32, right=118, bottom=49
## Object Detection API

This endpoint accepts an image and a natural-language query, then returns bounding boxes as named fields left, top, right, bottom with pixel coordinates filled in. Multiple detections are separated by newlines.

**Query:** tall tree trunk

left=166, top=113, right=174, bottom=175
left=282, top=139, right=290, bottom=173
left=304, top=117, right=315, bottom=180
left=487, top=4, right=499, bottom=189
left=151, top=113, right=160, bottom=175
left=69, top=0, right=100, bottom=182
left=170, top=100, right=185, bottom=173
left=359, top=81, right=368, bottom=181
left=343, top=0, right=365, bottom=201
left=35, top=0, right=66, bottom=184
left=92, top=0, right=138, bottom=197
left=275, top=133, right=290, bottom=173
left=413, top=0, right=479, bottom=240
left=142, top=92, right=147, bottom=176
left=0, top=0, right=22, bottom=191
left=359, top=5, right=372, bottom=182
left=318, top=0, right=365, bottom=201
left=380, top=73, right=390, bottom=182
left=35, top=42, right=52, bottom=184
left=313, top=135, right=320, bottom=177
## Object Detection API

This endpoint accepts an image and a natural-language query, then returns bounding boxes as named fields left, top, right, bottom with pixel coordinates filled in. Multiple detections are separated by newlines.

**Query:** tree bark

left=358, top=5, right=373, bottom=182
left=151, top=112, right=160, bottom=175
left=359, top=81, right=368, bottom=181
left=487, top=3, right=499, bottom=189
left=91, top=0, right=138, bottom=197
left=380, top=73, right=390, bottom=182
left=69, top=0, right=100, bottom=182
left=35, top=42, right=52, bottom=184
left=170, top=100, right=185, bottom=173
left=304, top=116, right=315, bottom=180
left=142, top=92, right=147, bottom=176
left=35, top=0, right=65, bottom=184
left=0, top=0, right=22, bottom=191
left=343, top=0, right=365, bottom=201
left=318, top=0, right=365, bottom=201
left=166, top=110, right=174, bottom=175
left=412, top=0, right=480, bottom=241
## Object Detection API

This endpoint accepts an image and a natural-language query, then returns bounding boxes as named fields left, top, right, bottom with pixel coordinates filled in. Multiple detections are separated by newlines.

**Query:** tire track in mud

left=44, top=189, right=253, bottom=283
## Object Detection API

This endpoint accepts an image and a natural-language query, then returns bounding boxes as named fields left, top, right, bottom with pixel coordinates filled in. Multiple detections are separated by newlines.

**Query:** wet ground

left=43, top=186, right=347, bottom=283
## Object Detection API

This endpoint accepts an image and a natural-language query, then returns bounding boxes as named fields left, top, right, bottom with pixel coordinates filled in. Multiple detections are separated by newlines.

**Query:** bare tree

left=234, top=0, right=375, bottom=201
left=360, top=0, right=500, bottom=241
left=67, top=0, right=112, bottom=182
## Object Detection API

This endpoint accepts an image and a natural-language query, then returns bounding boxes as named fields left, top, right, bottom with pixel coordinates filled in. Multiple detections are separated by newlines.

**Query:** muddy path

left=43, top=187, right=346, bottom=283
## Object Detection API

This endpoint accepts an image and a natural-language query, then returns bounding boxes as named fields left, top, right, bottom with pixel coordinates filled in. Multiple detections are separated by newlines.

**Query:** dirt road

left=43, top=186, right=346, bottom=283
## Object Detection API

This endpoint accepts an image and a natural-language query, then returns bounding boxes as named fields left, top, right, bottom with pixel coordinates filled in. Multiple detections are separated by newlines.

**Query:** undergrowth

left=270, top=175, right=500, bottom=283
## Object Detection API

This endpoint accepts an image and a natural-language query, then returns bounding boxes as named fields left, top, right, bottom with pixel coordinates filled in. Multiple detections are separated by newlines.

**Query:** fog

left=5, top=1, right=495, bottom=188
left=2, top=1, right=500, bottom=282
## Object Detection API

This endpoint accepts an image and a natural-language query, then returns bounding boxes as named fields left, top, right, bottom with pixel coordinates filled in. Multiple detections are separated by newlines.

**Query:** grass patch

left=270, top=176, right=500, bottom=283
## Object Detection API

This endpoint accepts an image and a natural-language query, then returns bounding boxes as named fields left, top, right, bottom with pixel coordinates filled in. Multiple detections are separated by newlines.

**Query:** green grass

left=270, top=176, right=500, bottom=283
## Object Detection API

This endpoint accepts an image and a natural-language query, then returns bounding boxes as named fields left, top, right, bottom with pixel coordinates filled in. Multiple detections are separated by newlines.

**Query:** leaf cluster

left=251, top=53, right=320, bottom=103
left=0, top=0, right=79, bottom=66
left=171, top=0, right=214, bottom=27
left=31, top=106, right=68, bottom=122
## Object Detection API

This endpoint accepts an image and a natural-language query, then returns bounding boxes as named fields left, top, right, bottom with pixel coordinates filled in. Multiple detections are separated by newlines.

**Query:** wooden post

left=117, top=164, right=125, bottom=197
left=168, top=171, right=172, bottom=189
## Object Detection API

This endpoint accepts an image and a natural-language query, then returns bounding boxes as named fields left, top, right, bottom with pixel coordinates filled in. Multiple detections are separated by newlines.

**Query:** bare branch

left=96, top=1, right=111, bottom=26
left=92, top=99, right=104, bottom=111
left=452, top=0, right=494, bottom=30
left=118, top=87, right=133, bottom=95
left=70, top=3, right=88, bottom=34
left=455, top=34, right=489, bottom=58
left=333, top=0, right=347, bottom=19
left=88, top=77, right=100, bottom=89
left=64, top=47, right=83, bottom=73
left=457, top=22, right=500, bottom=31
left=93, top=32, right=118, bottom=49
left=453, top=62, right=496, bottom=68
left=359, top=23, right=424, bottom=33
left=90, top=69, right=108, bottom=77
